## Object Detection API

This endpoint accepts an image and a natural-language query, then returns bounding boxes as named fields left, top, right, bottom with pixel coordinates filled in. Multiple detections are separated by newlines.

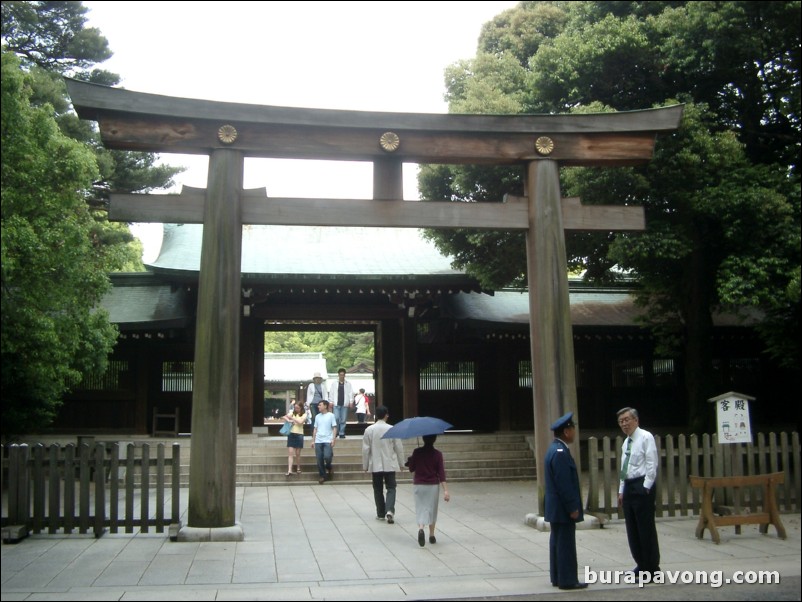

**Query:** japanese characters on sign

left=715, top=394, right=752, bottom=444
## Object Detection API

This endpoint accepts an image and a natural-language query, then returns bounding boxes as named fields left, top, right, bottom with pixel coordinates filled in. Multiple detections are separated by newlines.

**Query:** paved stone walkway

left=2, top=481, right=799, bottom=601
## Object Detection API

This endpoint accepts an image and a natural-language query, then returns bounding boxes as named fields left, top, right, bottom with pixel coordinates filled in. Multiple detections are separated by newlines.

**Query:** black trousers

left=622, top=476, right=661, bottom=573
left=549, top=522, right=578, bottom=587
left=372, top=472, right=397, bottom=518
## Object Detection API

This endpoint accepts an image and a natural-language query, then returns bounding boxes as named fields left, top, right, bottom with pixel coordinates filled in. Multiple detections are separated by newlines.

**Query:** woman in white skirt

left=407, top=434, right=450, bottom=546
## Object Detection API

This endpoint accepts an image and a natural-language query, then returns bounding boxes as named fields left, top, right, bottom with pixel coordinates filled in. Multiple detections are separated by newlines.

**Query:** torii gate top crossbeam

left=66, top=79, right=682, bottom=166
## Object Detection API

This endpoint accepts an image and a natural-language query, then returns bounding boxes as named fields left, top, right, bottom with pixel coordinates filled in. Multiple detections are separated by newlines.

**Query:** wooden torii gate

left=66, top=79, right=681, bottom=540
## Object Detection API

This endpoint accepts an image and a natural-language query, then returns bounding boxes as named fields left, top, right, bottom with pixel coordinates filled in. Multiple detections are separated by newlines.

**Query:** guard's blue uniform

left=544, top=421, right=583, bottom=588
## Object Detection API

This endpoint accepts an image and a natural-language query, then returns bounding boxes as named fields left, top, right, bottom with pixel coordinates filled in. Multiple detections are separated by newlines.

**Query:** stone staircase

left=17, top=431, right=536, bottom=487
left=180, top=431, right=536, bottom=486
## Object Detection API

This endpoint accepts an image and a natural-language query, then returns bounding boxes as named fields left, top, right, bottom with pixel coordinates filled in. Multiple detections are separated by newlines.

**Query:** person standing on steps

left=312, top=400, right=337, bottom=484
left=283, top=401, right=307, bottom=476
left=329, top=368, right=353, bottom=439
left=305, top=372, right=327, bottom=422
left=354, top=388, right=370, bottom=424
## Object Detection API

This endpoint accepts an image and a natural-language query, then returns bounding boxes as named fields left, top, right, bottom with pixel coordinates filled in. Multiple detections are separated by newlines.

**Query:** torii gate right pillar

left=526, top=159, right=580, bottom=515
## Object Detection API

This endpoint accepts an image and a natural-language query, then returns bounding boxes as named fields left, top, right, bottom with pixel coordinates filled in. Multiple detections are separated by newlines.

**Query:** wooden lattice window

left=420, top=361, right=475, bottom=391
left=70, top=360, right=130, bottom=391
left=652, top=358, right=676, bottom=387
left=611, top=359, right=645, bottom=388
left=518, top=360, right=533, bottom=389
left=162, top=361, right=193, bottom=392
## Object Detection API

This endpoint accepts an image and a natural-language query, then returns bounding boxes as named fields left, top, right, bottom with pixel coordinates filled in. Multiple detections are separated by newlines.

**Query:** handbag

left=279, top=421, right=292, bottom=436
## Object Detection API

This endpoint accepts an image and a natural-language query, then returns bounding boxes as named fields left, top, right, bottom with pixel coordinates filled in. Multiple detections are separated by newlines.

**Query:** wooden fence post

left=171, top=442, right=182, bottom=539
left=79, top=443, right=92, bottom=534
left=93, top=442, right=106, bottom=538
left=141, top=444, right=150, bottom=534
left=665, top=435, right=675, bottom=517
left=587, top=437, right=599, bottom=512
left=8, top=445, right=30, bottom=525
left=47, top=444, right=60, bottom=534
left=125, top=443, right=135, bottom=533
left=63, top=445, right=75, bottom=534
left=793, top=432, right=801, bottom=513
left=32, top=444, right=46, bottom=533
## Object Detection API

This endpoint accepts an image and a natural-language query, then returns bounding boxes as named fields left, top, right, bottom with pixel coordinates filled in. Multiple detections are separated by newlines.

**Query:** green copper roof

left=444, top=290, right=755, bottom=328
left=444, top=290, right=642, bottom=327
left=150, top=224, right=475, bottom=285
left=101, top=273, right=191, bottom=329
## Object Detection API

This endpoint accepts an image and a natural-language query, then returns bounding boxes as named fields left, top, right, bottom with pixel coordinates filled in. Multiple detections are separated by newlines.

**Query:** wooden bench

left=689, top=472, right=787, bottom=544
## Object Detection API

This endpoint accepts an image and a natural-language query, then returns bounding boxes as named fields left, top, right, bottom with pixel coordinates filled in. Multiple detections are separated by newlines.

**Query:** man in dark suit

left=544, top=412, right=588, bottom=590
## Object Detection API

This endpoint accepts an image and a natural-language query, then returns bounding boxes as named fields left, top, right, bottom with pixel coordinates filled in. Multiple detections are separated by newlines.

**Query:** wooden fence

left=2, top=442, right=181, bottom=539
left=586, top=432, right=800, bottom=518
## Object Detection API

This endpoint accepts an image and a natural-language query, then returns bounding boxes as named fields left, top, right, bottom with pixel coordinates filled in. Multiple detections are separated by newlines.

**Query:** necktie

left=620, top=437, right=632, bottom=481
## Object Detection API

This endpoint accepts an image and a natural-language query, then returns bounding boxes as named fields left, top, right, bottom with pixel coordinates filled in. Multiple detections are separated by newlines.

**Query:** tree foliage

left=1, top=0, right=112, bottom=71
left=420, top=1, right=801, bottom=431
left=1, top=51, right=117, bottom=435
left=1, top=2, right=184, bottom=434
left=265, top=331, right=374, bottom=374
left=1, top=0, right=183, bottom=272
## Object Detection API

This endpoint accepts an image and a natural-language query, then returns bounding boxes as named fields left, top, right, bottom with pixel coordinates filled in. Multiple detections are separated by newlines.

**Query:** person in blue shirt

left=312, top=401, right=338, bottom=484
left=544, top=412, right=587, bottom=590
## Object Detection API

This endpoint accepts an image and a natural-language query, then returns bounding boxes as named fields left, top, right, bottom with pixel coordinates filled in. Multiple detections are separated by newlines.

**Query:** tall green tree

left=1, top=0, right=183, bottom=272
left=421, top=1, right=801, bottom=431
left=569, top=103, right=798, bottom=430
left=1, top=51, right=117, bottom=435
left=1, top=2, right=184, bottom=434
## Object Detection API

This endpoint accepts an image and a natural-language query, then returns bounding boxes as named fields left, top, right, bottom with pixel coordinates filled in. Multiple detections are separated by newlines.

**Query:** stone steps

left=232, top=468, right=536, bottom=487
left=35, top=431, right=537, bottom=487
left=173, top=432, right=537, bottom=486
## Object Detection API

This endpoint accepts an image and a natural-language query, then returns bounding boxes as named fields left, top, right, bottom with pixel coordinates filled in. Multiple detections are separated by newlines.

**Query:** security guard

left=544, top=412, right=588, bottom=590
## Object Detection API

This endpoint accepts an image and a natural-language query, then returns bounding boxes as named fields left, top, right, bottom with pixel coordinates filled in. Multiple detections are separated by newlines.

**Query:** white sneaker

left=385, top=512, right=394, bottom=524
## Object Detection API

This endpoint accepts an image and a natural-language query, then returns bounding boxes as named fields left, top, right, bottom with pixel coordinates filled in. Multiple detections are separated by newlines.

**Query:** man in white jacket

left=362, top=406, right=405, bottom=523
left=329, top=368, right=353, bottom=438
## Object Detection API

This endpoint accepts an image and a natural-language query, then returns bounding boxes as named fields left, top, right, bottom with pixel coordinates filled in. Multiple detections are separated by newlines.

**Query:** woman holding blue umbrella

left=407, top=434, right=450, bottom=547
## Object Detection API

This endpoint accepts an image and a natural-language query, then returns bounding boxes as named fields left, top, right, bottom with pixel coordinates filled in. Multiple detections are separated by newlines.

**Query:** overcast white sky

left=81, top=1, right=519, bottom=258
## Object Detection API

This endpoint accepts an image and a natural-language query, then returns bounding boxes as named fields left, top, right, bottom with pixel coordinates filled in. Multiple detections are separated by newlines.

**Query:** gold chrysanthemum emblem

left=379, top=131, right=400, bottom=152
left=535, top=136, right=554, bottom=155
left=218, top=125, right=238, bottom=144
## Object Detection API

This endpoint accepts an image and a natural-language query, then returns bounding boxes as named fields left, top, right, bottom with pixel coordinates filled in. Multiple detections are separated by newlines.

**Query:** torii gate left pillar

left=526, top=159, right=578, bottom=515
left=184, top=149, right=244, bottom=537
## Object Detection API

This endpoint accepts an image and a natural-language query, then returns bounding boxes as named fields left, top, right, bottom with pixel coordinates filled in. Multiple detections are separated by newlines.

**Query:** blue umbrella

left=381, top=416, right=453, bottom=439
